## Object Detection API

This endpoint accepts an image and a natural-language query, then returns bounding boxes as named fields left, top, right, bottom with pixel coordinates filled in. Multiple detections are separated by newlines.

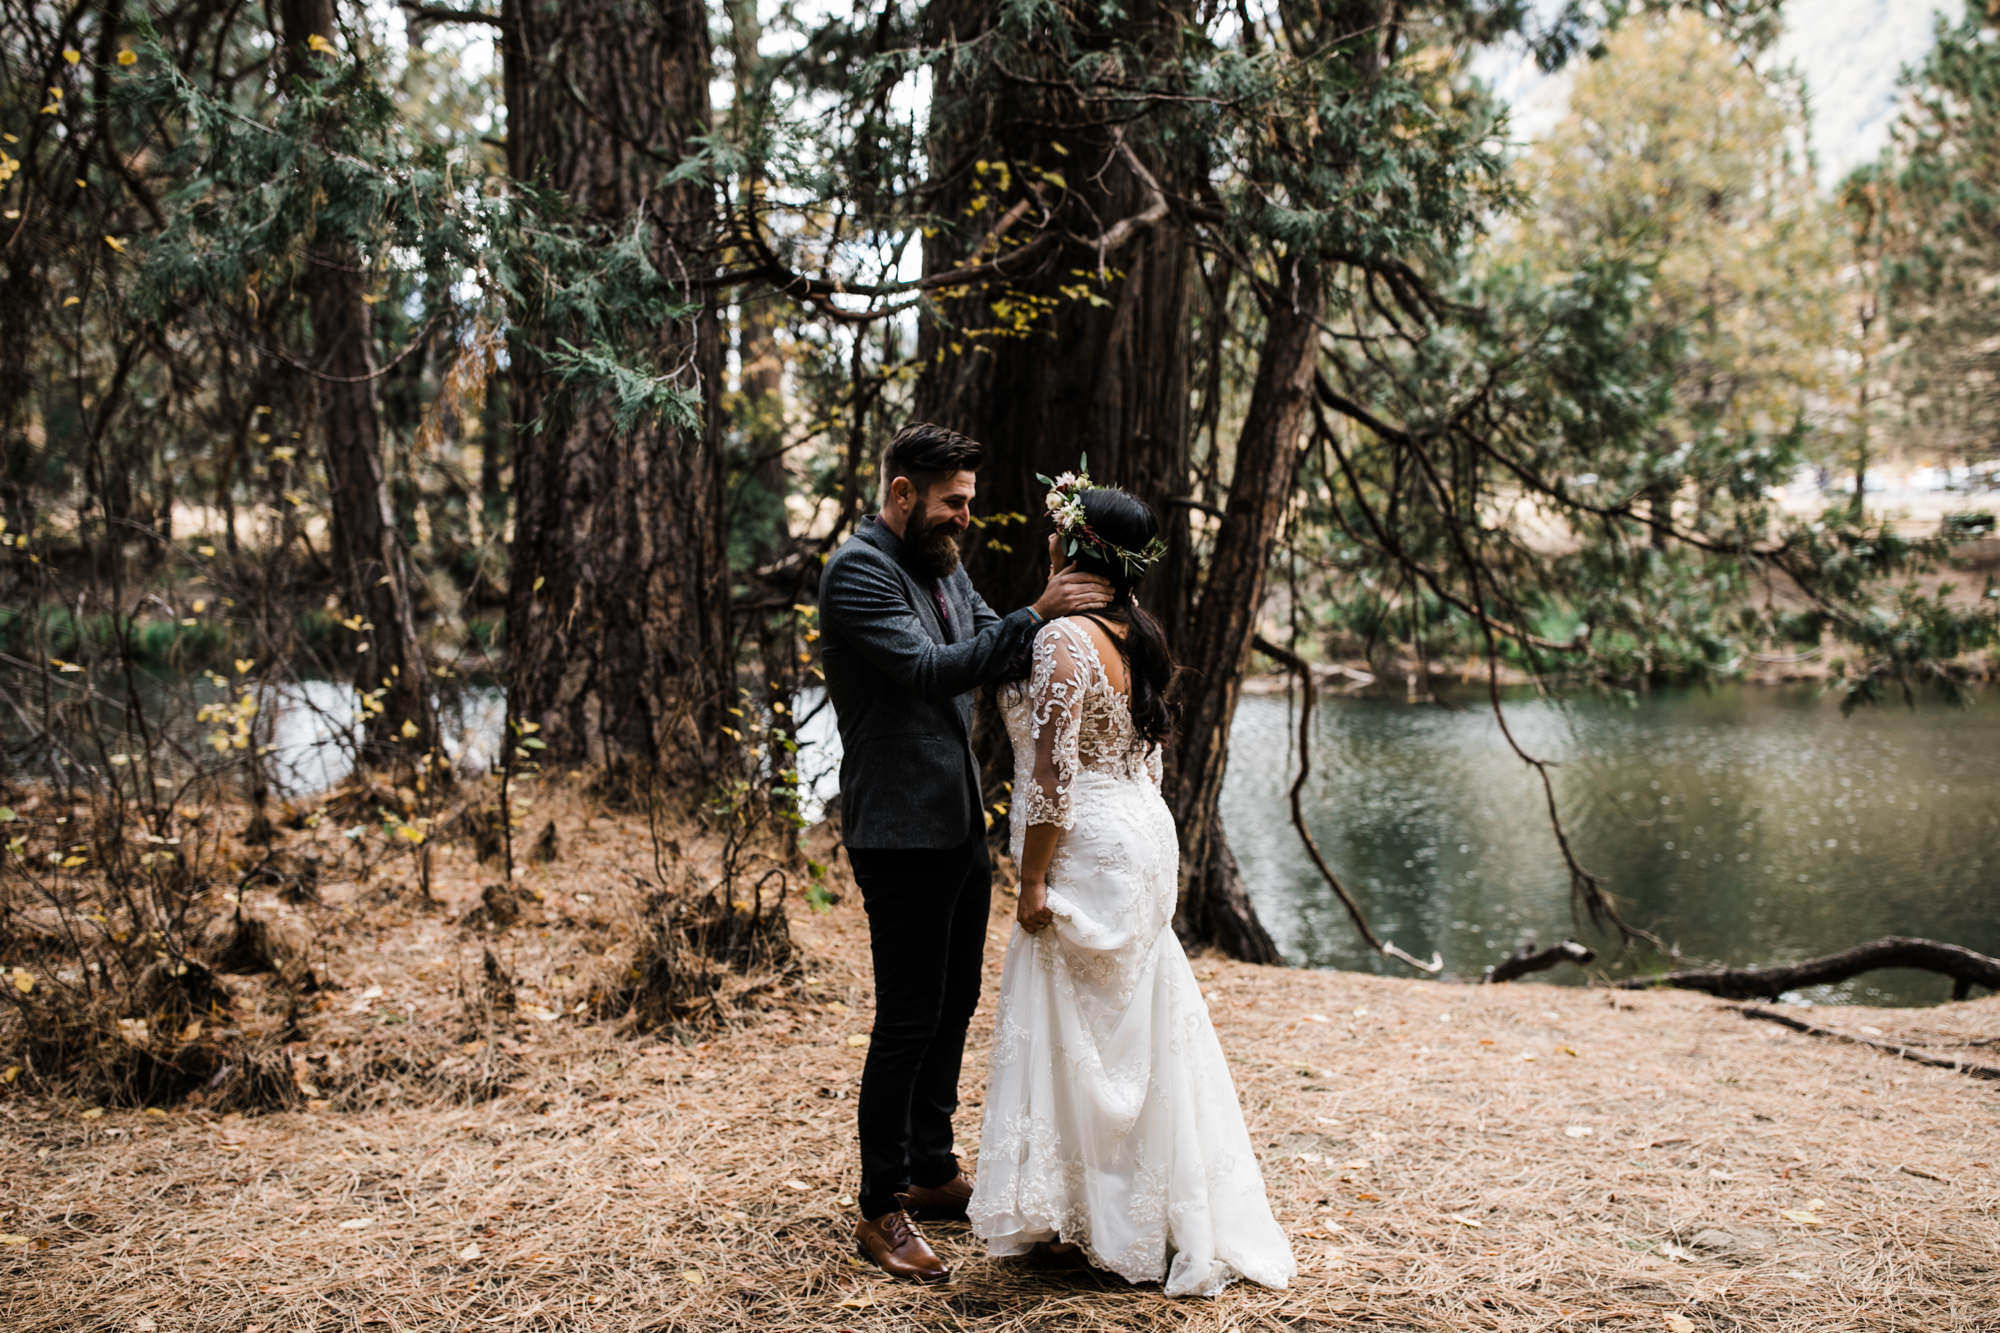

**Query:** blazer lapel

left=857, top=516, right=948, bottom=645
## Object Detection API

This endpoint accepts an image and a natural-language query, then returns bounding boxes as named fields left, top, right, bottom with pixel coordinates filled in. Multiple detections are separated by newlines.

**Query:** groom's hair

left=881, top=422, right=983, bottom=502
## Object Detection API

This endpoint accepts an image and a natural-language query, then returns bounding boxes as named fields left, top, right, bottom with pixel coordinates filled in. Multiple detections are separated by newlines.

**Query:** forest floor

left=1, top=781, right=1996, bottom=1333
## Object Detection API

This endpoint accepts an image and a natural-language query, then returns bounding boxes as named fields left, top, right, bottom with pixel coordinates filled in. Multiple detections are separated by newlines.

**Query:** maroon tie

left=930, top=582, right=951, bottom=637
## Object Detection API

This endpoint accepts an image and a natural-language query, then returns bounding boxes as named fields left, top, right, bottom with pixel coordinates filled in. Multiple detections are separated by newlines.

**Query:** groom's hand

left=1031, top=564, right=1113, bottom=620
left=1017, top=882, right=1054, bottom=934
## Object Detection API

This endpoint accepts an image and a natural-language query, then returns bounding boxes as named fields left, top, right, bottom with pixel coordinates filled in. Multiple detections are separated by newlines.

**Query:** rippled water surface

left=1222, top=684, right=2000, bottom=1005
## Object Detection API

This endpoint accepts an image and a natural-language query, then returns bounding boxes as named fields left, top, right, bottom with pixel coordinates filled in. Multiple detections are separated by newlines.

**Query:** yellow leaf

left=117, top=49, right=138, bottom=66
left=846, top=1033, right=870, bottom=1048
left=1664, top=1316, right=1696, bottom=1333
left=307, top=33, right=336, bottom=54
left=234, top=658, right=254, bottom=674
left=400, top=719, right=419, bottom=740
left=64, top=48, right=81, bottom=64
left=680, top=1269, right=703, bottom=1286
left=0, top=1066, right=18, bottom=1084
left=1780, top=1209, right=1823, bottom=1226
left=532, top=575, right=546, bottom=592
left=0, top=1234, right=30, bottom=1246
left=63, top=295, right=79, bottom=307
left=7, top=968, right=27, bottom=995
left=61, top=854, right=87, bottom=868
left=103, top=235, right=126, bottom=254
left=836, top=1294, right=874, bottom=1310
left=80, top=1107, right=104, bottom=1120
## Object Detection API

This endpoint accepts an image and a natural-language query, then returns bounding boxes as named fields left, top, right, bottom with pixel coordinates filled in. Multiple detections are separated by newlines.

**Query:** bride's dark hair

left=1061, top=487, right=1178, bottom=748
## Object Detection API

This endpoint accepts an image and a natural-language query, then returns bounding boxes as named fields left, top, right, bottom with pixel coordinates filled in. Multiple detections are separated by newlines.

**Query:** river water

left=1222, top=683, right=2000, bottom=1005
left=21, top=672, right=1991, bottom=1005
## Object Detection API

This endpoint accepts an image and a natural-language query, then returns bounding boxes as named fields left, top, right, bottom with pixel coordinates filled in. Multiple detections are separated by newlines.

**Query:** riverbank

left=1, top=784, right=1996, bottom=1332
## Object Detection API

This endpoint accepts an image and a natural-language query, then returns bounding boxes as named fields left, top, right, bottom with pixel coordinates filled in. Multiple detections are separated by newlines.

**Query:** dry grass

left=2, top=781, right=1997, bottom=1332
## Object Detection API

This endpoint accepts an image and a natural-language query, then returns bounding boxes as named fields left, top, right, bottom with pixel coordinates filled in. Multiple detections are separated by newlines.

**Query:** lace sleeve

left=1145, top=741, right=1163, bottom=790
left=1022, top=624, right=1090, bottom=831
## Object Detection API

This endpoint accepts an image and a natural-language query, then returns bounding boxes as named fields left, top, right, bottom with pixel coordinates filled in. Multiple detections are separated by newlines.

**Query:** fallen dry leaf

left=1664, top=1314, right=1696, bottom=1333
left=337, top=1218, right=373, bottom=1231
left=457, top=1242, right=481, bottom=1261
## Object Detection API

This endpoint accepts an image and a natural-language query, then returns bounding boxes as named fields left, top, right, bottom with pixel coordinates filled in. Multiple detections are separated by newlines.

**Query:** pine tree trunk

left=282, top=0, right=439, bottom=762
left=1167, top=260, right=1322, bottom=964
left=499, top=0, right=729, bottom=776
left=913, top=0, right=1295, bottom=960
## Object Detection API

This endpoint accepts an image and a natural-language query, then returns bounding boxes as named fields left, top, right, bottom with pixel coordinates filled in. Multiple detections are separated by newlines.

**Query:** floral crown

left=1037, top=456, right=1167, bottom=579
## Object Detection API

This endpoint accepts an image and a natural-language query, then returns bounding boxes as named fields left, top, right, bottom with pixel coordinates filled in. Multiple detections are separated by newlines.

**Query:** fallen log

left=1483, top=938, right=1596, bottom=984
left=1616, top=936, right=2000, bottom=1001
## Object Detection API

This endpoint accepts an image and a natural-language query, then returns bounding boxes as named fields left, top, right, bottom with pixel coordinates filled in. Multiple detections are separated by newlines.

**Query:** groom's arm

left=820, top=552, right=1040, bottom=700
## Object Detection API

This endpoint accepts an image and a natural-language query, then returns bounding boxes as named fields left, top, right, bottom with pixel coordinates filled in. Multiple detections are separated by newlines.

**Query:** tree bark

left=908, top=0, right=1343, bottom=960
left=1616, top=936, right=2000, bottom=1000
left=499, top=0, right=730, bottom=776
left=282, top=0, right=439, bottom=762
left=1167, top=260, right=1322, bottom=963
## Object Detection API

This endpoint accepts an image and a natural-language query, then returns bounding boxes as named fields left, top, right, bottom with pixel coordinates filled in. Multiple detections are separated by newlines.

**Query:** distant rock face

left=1472, top=0, right=1961, bottom=187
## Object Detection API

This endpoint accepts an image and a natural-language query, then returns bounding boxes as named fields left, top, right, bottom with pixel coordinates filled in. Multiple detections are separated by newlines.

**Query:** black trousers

left=846, top=829, right=992, bottom=1219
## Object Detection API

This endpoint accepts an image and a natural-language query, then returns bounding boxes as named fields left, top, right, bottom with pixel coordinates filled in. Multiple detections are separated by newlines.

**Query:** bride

left=968, top=467, right=1295, bottom=1297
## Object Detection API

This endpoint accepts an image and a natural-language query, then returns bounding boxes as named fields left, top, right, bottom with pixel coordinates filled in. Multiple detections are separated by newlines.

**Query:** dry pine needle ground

left=1, top=785, right=1996, bottom=1332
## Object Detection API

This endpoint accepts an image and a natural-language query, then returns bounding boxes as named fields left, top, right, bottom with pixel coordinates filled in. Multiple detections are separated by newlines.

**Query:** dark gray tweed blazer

left=817, top=515, right=1040, bottom=849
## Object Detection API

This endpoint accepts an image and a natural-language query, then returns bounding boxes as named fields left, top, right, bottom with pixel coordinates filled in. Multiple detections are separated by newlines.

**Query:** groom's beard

left=906, top=511, right=962, bottom=580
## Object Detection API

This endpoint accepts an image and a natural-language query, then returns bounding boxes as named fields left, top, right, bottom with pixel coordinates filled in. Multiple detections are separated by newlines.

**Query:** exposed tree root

left=1733, top=1004, right=2000, bottom=1082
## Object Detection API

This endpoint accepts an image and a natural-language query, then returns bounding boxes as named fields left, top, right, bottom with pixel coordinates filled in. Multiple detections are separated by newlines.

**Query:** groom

left=818, top=422, right=1110, bottom=1281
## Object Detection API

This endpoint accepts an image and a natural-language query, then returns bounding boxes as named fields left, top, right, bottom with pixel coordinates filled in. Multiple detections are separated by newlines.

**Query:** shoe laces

left=881, top=1209, right=921, bottom=1247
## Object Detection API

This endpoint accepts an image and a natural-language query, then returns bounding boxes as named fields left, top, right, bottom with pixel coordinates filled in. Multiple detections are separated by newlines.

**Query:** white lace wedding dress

left=968, top=618, right=1295, bottom=1297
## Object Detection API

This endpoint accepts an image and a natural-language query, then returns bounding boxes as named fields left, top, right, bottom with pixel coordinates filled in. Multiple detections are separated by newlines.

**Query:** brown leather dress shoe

left=855, top=1207, right=949, bottom=1282
left=900, top=1172, right=974, bottom=1222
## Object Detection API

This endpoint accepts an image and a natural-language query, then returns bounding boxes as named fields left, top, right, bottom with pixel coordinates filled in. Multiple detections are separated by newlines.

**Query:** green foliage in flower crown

left=1035, top=459, right=1168, bottom=579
